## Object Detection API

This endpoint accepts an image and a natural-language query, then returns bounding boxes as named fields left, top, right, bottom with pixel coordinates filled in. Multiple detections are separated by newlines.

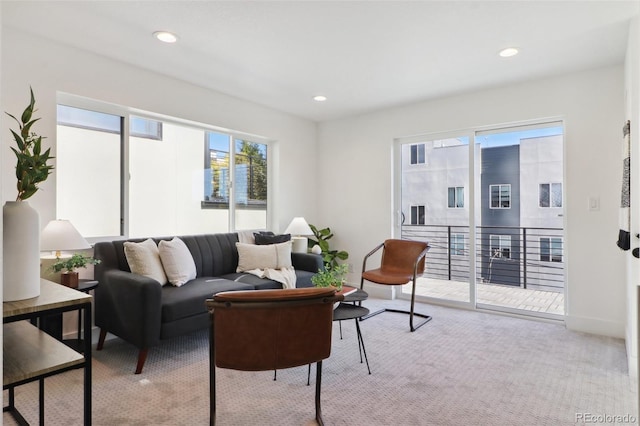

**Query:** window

left=539, top=183, right=562, bottom=208
left=410, top=144, right=426, bottom=165
left=202, top=133, right=268, bottom=230
left=130, top=116, right=162, bottom=140
left=490, top=184, right=511, bottom=208
left=57, top=101, right=270, bottom=238
left=490, top=235, right=511, bottom=259
left=540, top=237, right=562, bottom=262
left=450, top=234, right=465, bottom=256
left=448, top=186, right=464, bottom=208
left=410, top=205, right=425, bottom=225
left=57, top=105, right=123, bottom=238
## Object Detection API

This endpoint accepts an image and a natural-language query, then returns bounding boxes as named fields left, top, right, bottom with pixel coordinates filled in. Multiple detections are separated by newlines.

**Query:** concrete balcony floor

left=403, top=277, right=565, bottom=316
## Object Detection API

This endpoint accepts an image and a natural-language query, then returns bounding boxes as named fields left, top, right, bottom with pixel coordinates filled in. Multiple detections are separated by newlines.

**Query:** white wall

left=0, top=27, right=318, bottom=234
left=318, top=66, right=626, bottom=338
left=625, top=16, right=640, bottom=380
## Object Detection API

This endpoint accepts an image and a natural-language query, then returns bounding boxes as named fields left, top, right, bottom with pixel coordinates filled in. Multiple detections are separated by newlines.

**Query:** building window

left=539, top=183, right=562, bottom=208
left=410, top=205, right=425, bottom=225
left=490, top=184, right=511, bottom=209
left=450, top=233, right=465, bottom=256
left=410, top=144, right=426, bottom=165
left=540, top=237, right=562, bottom=262
left=448, top=186, right=464, bottom=208
left=490, top=234, right=511, bottom=259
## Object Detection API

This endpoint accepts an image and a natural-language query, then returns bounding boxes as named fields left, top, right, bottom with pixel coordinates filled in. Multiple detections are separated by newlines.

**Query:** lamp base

left=291, top=236, right=308, bottom=253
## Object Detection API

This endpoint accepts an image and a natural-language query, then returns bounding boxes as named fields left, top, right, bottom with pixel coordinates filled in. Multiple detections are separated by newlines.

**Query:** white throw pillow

left=124, top=239, right=167, bottom=285
left=158, top=237, right=197, bottom=287
left=236, top=241, right=293, bottom=272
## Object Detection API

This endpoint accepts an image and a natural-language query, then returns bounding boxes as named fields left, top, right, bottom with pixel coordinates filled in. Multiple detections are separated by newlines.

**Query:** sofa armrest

left=291, top=252, right=323, bottom=273
left=95, top=269, right=163, bottom=350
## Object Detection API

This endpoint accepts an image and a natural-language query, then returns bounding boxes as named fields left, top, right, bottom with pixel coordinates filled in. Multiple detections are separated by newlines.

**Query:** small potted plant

left=49, top=254, right=101, bottom=288
left=311, top=263, right=348, bottom=292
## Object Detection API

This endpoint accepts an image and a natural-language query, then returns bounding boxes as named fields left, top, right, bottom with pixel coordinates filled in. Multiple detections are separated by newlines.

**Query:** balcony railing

left=401, top=225, right=564, bottom=292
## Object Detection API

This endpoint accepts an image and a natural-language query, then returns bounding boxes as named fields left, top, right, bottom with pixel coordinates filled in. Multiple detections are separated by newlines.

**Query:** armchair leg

left=360, top=278, right=432, bottom=332
left=210, top=313, right=216, bottom=426
left=135, top=349, right=148, bottom=374
left=315, top=361, right=324, bottom=426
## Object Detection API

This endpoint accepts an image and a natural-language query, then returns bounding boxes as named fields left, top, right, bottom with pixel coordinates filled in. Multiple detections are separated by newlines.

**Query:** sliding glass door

left=396, top=133, right=474, bottom=305
left=395, top=121, right=565, bottom=319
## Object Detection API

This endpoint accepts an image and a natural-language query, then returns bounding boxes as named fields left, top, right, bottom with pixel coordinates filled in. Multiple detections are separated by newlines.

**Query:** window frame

left=56, top=94, right=273, bottom=241
left=448, top=186, right=464, bottom=208
left=539, top=182, right=562, bottom=208
left=540, top=237, right=563, bottom=262
left=489, top=184, right=511, bottom=209
left=410, top=143, right=426, bottom=165
left=489, top=234, right=511, bottom=259
left=410, top=205, right=426, bottom=225
left=449, top=233, right=465, bottom=256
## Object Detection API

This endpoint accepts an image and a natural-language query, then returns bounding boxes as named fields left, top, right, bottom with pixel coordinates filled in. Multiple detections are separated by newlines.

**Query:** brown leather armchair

left=360, top=239, right=432, bottom=331
left=206, top=287, right=343, bottom=426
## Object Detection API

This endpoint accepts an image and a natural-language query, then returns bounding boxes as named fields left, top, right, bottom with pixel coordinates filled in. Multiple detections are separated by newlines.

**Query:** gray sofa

left=94, top=232, right=322, bottom=374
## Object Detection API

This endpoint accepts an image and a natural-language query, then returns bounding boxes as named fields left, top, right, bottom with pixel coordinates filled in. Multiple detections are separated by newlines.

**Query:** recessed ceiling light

left=499, top=47, right=519, bottom=58
left=313, top=95, right=327, bottom=102
left=153, top=31, right=178, bottom=43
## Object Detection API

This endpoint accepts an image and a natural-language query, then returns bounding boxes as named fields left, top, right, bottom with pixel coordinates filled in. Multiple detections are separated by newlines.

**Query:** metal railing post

left=522, top=227, right=527, bottom=289
left=447, top=226, right=452, bottom=281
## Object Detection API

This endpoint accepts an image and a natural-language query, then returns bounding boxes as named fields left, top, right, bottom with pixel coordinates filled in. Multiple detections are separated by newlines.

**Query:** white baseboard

left=564, top=314, right=625, bottom=339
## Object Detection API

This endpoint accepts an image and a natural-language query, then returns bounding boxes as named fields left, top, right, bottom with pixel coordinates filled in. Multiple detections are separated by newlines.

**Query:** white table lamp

left=284, top=217, right=313, bottom=253
left=41, top=219, right=91, bottom=258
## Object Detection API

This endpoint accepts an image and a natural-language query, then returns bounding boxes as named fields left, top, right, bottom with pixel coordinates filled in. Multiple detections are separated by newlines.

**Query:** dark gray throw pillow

left=254, top=232, right=291, bottom=245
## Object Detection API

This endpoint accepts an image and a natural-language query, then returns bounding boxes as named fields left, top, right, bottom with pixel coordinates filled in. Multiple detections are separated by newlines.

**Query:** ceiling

left=2, top=1, right=639, bottom=122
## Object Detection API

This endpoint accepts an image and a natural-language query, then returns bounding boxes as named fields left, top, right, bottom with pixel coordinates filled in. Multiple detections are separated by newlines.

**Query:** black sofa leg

left=135, top=349, right=148, bottom=374
left=97, top=329, right=107, bottom=350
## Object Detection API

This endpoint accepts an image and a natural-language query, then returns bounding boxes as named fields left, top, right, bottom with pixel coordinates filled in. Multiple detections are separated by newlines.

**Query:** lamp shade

left=40, top=219, right=91, bottom=253
left=284, top=217, right=313, bottom=236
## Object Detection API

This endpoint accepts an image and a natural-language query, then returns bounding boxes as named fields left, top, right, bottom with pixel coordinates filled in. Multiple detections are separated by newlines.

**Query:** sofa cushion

left=254, top=232, right=291, bottom=245
left=124, top=239, right=167, bottom=285
left=158, top=237, right=197, bottom=287
left=236, top=242, right=292, bottom=272
left=161, top=277, right=253, bottom=323
left=295, top=270, right=316, bottom=288
left=179, top=234, right=239, bottom=277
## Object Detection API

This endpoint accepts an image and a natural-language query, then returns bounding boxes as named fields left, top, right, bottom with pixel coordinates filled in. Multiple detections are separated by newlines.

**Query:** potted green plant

left=7, top=87, right=54, bottom=201
left=308, top=224, right=349, bottom=267
left=311, top=263, right=348, bottom=292
left=49, top=254, right=101, bottom=288
left=4, top=87, right=55, bottom=301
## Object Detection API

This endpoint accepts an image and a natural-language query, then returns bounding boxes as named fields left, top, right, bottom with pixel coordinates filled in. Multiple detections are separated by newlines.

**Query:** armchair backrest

left=207, top=287, right=341, bottom=371
left=380, top=239, right=429, bottom=275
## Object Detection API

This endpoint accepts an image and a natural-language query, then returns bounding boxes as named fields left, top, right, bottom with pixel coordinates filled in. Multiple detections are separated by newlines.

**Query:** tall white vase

left=3, top=201, right=41, bottom=301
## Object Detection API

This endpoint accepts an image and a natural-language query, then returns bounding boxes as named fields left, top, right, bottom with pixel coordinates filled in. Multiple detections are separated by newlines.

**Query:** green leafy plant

left=49, top=254, right=101, bottom=274
left=6, top=87, right=54, bottom=201
left=311, top=263, right=348, bottom=291
left=308, top=224, right=349, bottom=267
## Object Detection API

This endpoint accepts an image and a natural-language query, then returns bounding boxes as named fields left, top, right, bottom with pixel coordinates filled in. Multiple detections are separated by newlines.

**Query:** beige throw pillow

left=158, top=237, right=197, bottom=287
left=124, top=239, right=167, bottom=285
left=236, top=241, right=293, bottom=272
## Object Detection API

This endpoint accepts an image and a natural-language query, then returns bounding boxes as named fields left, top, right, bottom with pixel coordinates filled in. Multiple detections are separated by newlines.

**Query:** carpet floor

left=3, top=298, right=638, bottom=425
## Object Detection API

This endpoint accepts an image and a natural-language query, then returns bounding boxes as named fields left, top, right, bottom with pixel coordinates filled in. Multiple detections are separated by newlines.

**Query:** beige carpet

left=3, top=298, right=638, bottom=425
